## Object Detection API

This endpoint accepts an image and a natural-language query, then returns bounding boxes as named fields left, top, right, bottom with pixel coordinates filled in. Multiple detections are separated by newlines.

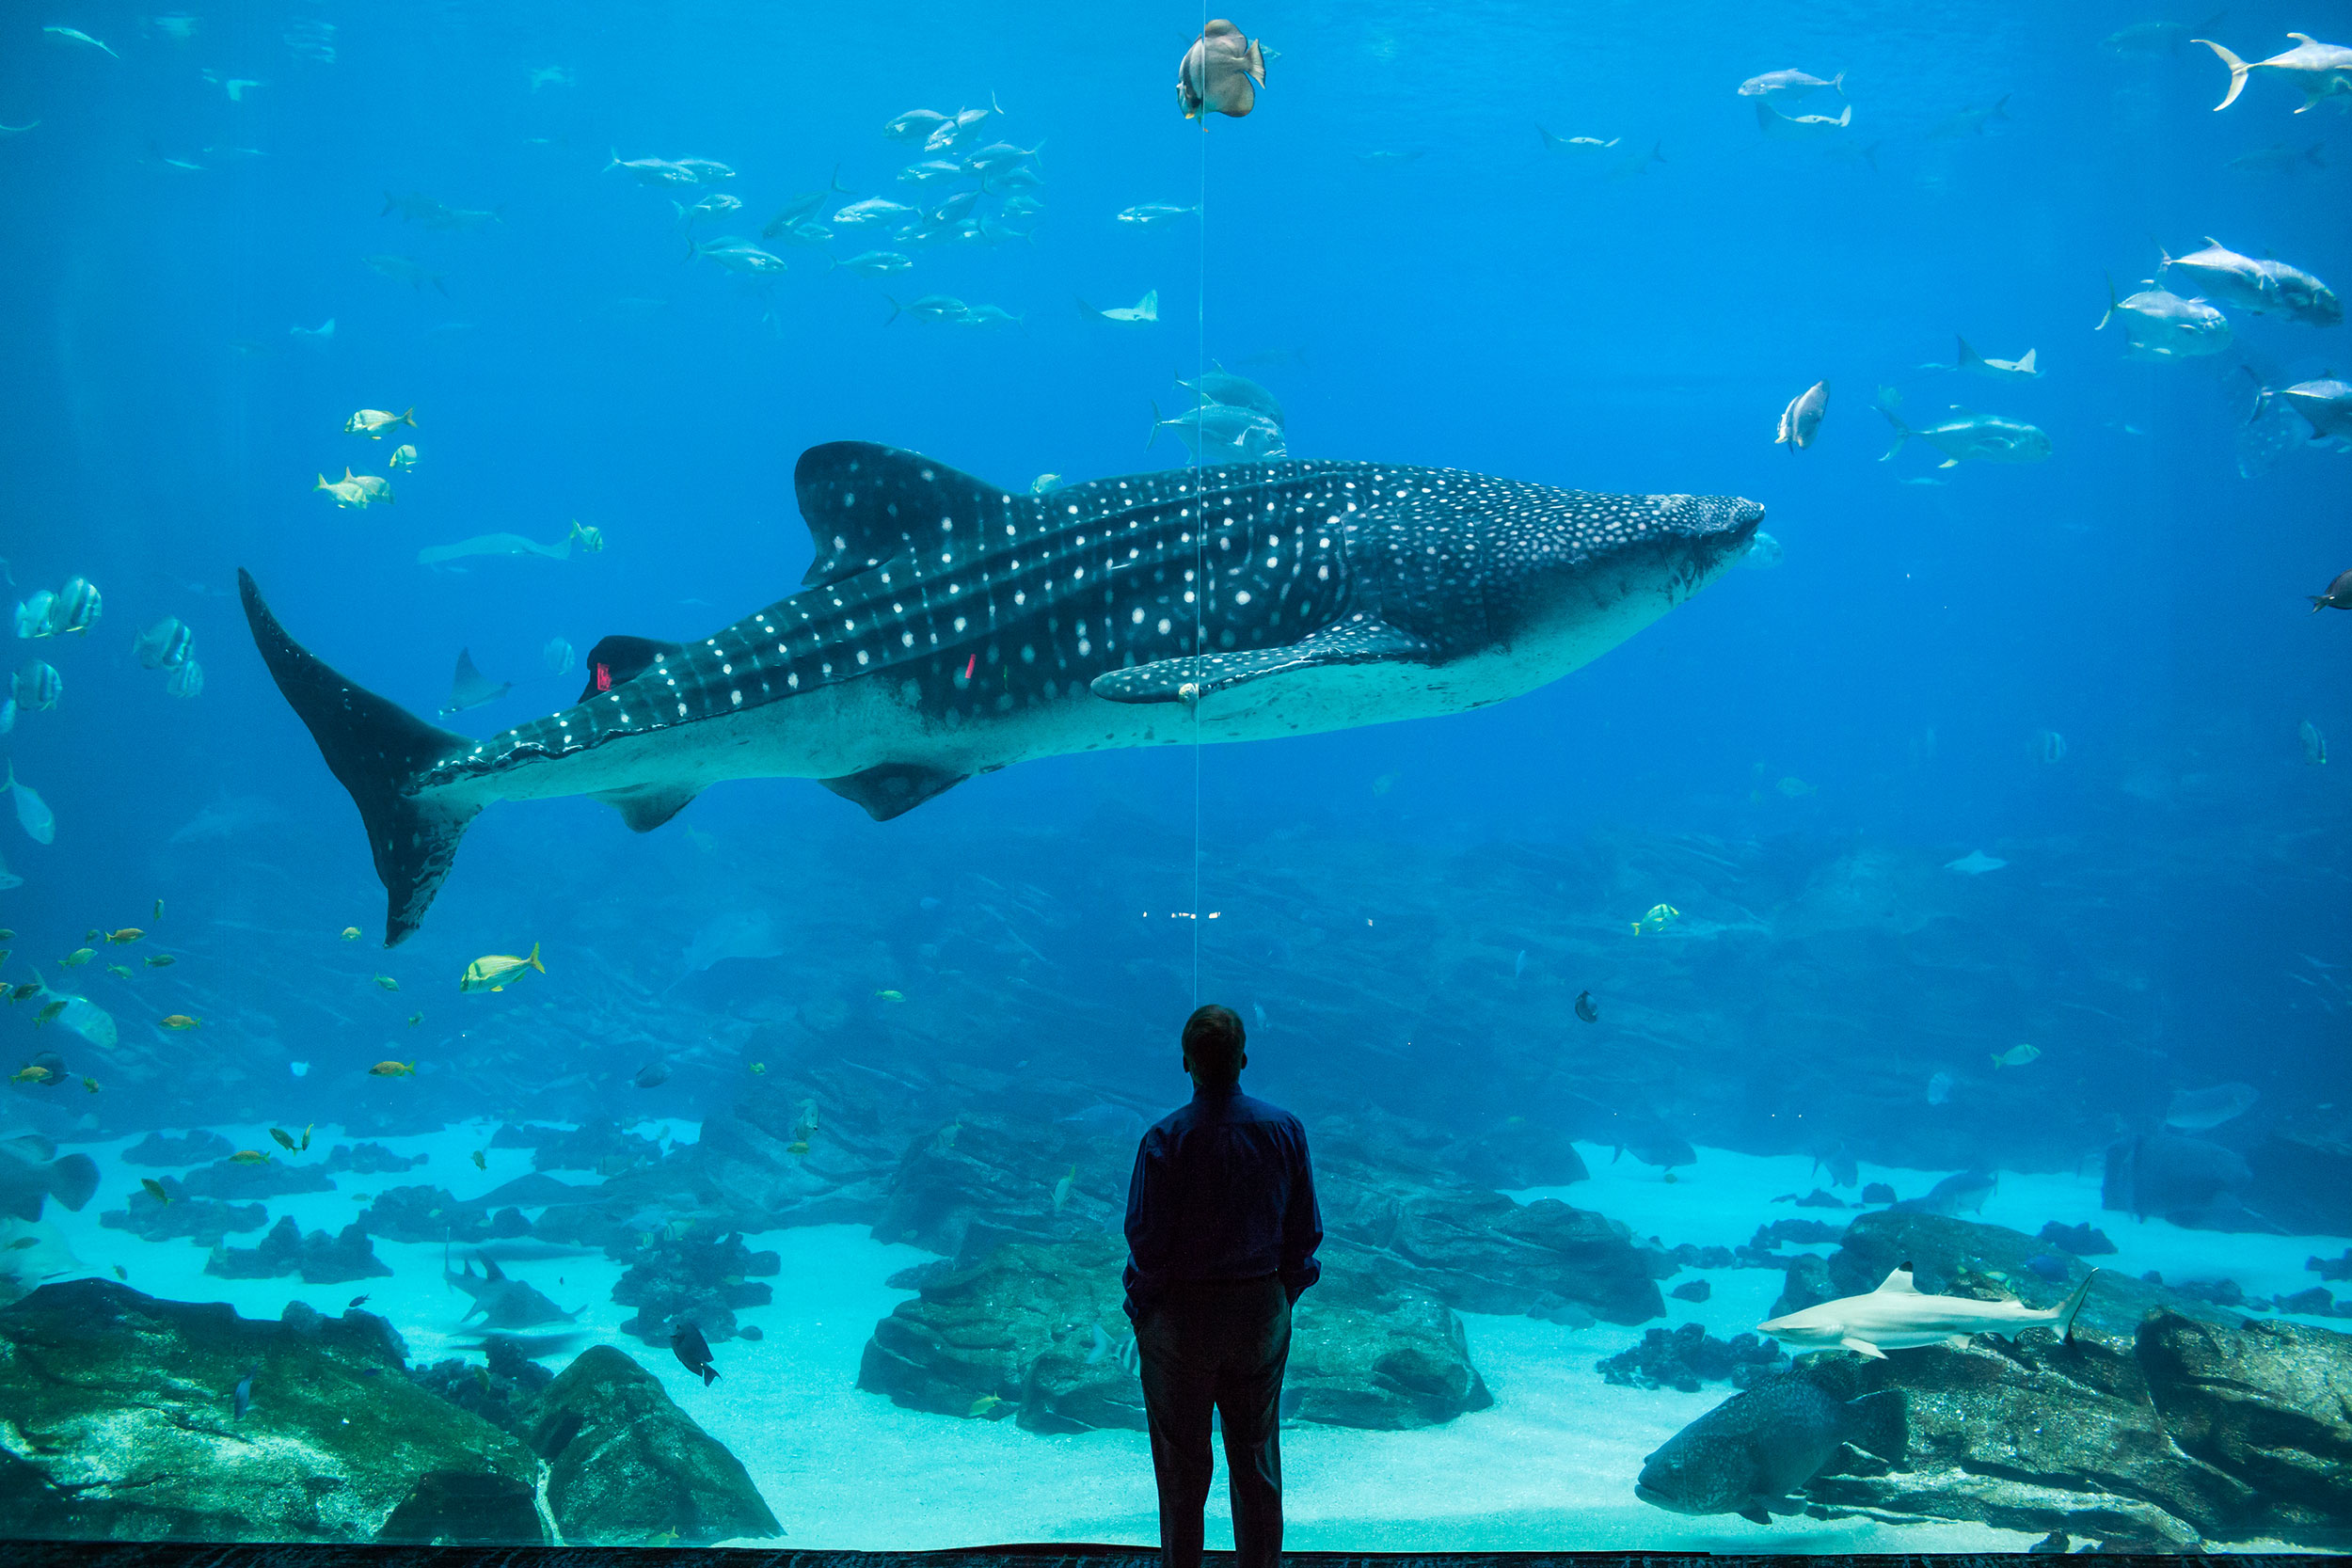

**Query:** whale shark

left=242, top=441, right=1761, bottom=943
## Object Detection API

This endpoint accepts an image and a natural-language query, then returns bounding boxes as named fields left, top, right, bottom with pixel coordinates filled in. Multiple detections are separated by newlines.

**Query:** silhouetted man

left=1123, top=1004, right=1322, bottom=1568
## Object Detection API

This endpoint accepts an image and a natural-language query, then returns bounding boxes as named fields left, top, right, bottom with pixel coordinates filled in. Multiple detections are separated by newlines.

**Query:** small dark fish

left=231, top=1369, right=256, bottom=1418
left=2025, top=1254, right=2071, bottom=1283
left=470, top=1149, right=486, bottom=1170
left=139, top=1178, right=169, bottom=1203
left=1177, top=19, right=1266, bottom=120
left=672, top=1320, right=720, bottom=1386
left=1573, top=990, right=1598, bottom=1023
left=5, top=1236, right=36, bottom=1250
left=633, top=1060, right=672, bottom=1088
left=267, top=1127, right=297, bottom=1153
left=2311, top=569, right=2352, bottom=612
left=112, top=1264, right=125, bottom=1279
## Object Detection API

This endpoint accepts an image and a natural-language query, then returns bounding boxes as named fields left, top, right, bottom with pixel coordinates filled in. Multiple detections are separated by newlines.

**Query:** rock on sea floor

left=0, top=1279, right=542, bottom=1542
left=1796, top=1307, right=2352, bottom=1548
left=858, top=1232, right=1492, bottom=1433
left=527, top=1343, right=782, bottom=1544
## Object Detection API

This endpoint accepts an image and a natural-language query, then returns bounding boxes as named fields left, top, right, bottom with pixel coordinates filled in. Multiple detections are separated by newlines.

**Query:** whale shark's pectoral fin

left=818, top=761, right=971, bottom=820
left=596, top=783, right=700, bottom=832
left=1838, top=1336, right=1887, bottom=1358
left=1089, top=616, right=1436, bottom=704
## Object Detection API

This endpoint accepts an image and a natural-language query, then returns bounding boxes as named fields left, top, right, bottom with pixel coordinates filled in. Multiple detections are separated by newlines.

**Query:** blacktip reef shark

left=242, top=441, right=1762, bottom=943
left=1757, top=1261, right=2099, bottom=1357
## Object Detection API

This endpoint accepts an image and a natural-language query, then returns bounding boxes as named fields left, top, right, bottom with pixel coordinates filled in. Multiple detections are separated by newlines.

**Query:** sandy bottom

left=8, top=1122, right=2344, bottom=1553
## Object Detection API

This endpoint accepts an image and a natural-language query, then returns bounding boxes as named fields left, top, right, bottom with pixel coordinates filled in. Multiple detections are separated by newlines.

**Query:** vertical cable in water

left=1188, top=30, right=1208, bottom=1008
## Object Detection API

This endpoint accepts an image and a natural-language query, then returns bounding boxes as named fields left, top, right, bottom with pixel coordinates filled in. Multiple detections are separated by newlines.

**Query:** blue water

left=1, top=0, right=2348, bottom=1548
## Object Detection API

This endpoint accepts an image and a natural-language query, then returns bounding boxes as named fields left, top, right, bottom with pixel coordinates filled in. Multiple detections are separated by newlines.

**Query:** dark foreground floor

left=0, top=1545, right=2320, bottom=1568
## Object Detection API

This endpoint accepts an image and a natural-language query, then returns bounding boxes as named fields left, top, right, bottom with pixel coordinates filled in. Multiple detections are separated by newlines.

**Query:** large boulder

left=857, top=1232, right=1490, bottom=1433
left=204, top=1215, right=393, bottom=1286
left=523, top=1344, right=781, bottom=1544
left=871, top=1112, right=1131, bottom=1264
left=100, top=1180, right=267, bottom=1245
left=1318, top=1156, right=1666, bottom=1324
left=0, top=1280, right=543, bottom=1543
left=1792, top=1307, right=2352, bottom=1548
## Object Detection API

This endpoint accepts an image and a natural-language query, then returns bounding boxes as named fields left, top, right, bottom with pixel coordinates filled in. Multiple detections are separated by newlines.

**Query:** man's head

left=1181, top=1004, right=1247, bottom=1088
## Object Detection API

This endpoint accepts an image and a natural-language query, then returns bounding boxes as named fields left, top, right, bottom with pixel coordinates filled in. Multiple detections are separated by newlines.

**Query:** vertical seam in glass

left=1190, top=28, right=1206, bottom=1010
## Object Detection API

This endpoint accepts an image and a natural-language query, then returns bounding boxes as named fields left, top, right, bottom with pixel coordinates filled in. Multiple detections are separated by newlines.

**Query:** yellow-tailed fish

left=461, top=942, right=543, bottom=993
left=370, top=1059, right=415, bottom=1076
left=159, top=1014, right=200, bottom=1030
left=140, top=1178, right=169, bottom=1203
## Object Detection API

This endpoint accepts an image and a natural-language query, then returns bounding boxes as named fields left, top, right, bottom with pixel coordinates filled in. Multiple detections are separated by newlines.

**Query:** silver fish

left=1775, top=380, right=1829, bottom=451
left=1877, top=404, right=2050, bottom=467
left=1178, top=20, right=1266, bottom=119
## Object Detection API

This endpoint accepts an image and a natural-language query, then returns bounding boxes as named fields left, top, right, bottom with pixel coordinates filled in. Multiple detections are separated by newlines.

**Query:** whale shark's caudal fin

left=238, top=569, right=480, bottom=947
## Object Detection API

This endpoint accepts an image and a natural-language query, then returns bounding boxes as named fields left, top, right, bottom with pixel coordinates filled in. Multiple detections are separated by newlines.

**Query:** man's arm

left=1121, top=1131, right=1169, bottom=1318
left=1278, top=1121, right=1323, bottom=1304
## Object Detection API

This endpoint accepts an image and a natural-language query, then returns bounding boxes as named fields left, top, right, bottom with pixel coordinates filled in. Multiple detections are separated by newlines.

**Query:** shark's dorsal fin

left=1875, top=1264, right=1922, bottom=1293
left=793, top=440, right=1026, bottom=588
left=577, top=636, right=685, bottom=704
left=1092, top=615, right=1436, bottom=705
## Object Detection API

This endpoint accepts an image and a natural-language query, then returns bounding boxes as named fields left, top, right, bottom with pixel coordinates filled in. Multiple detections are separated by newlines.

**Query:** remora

left=242, top=442, right=1761, bottom=943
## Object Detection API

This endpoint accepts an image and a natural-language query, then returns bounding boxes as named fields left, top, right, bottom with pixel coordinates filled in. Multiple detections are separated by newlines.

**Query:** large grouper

left=242, top=441, right=1763, bottom=943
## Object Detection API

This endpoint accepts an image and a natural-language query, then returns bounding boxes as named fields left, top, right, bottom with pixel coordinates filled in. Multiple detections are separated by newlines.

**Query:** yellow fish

left=105, top=927, right=145, bottom=944
left=389, top=442, right=420, bottom=471
left=81, top=1076, right=99, bottom=1093
left=106, top=964, right=134, bottom=979
left=153, top=898, right=165, bottom=921
left=373, top=974, right=400, bottom=991
left=141, top=1178, right=169, bottom=1203
left=749, top=1061, right=766, bottom=1074
left=1052, top=1164, right=1075, bottom=1212
left=1991, top=1043, right=2042, bottom=1069
left=340, top=927, right=361, bottom=941
left=567, top=519, right=605, bottom=552
left=1630, top=903, right=1681, bottom=936
left=230, top=1149, right=271, bottom=1165
left=300, top=1124, right=313, bottom=1151
left=874, top=989, right=904, bottom=1002
left=145, top=954, right=176, bottom=968
left=159, top=1014, right=200, bottom=1030
left=406, top=1012, right=421, bottom=1026
left=344, top=406, right=416, bottom=436
left=59, top=949, right=92, bottom=968
left=314, top=472, right=371, bottom=509
left=462, top=942, right=543, bottom=993
left=10, top=1065, right=53, bottom=1085
left=787, top=1139, right=809, bottom=1155
left=966, top=1393, right=1009, bottom=1418
left=370, top=1059, right=416, bottom=1077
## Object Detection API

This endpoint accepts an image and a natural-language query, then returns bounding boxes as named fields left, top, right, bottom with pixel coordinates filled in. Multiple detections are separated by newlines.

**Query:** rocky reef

left=203, top=1215, right=394, bottom=1285
left=1598, top=1321, right=1787, bottom=1392
left=612, top=1225, right=779, bottom=1345
left=1796, top=1309, right=2352, bottom=1549
left=99, top=1180, right=266, bottom=1245
left=859, top=1232, right=1490, bottom=1433
left=524, top=1345, right=781, bottom=1544
left=320, top=1141, right=429, bottom=1175
left=176, top=1155, right=336, bottom=1201
left=0, top=1280, right=542, bottom=1542
left=121, top=1130, right=234, bottom=1166
left=358, top=1183, right=533, bottom=1244
left=0, top=1279, right=783, bottom=1545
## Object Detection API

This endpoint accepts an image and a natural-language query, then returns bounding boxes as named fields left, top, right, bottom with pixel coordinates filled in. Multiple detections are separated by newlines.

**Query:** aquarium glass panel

left=1, top=0, right=2348, bottom=1557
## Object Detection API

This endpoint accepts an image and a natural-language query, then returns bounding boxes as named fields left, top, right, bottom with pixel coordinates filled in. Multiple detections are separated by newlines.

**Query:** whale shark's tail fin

left=239, top=569, right=480, bottom=947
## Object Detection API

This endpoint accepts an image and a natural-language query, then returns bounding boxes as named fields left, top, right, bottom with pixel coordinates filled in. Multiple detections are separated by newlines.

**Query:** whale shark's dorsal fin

left=576, top=635, right=684, bottom=704
left=794, top=440, right=1027, bottom=588
left=1875, top=1263, right=1922, bottom=1293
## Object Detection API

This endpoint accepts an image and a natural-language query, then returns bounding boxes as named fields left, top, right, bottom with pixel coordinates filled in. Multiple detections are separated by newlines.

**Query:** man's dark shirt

left=1122, top=1083, right=1322, bottom=1323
